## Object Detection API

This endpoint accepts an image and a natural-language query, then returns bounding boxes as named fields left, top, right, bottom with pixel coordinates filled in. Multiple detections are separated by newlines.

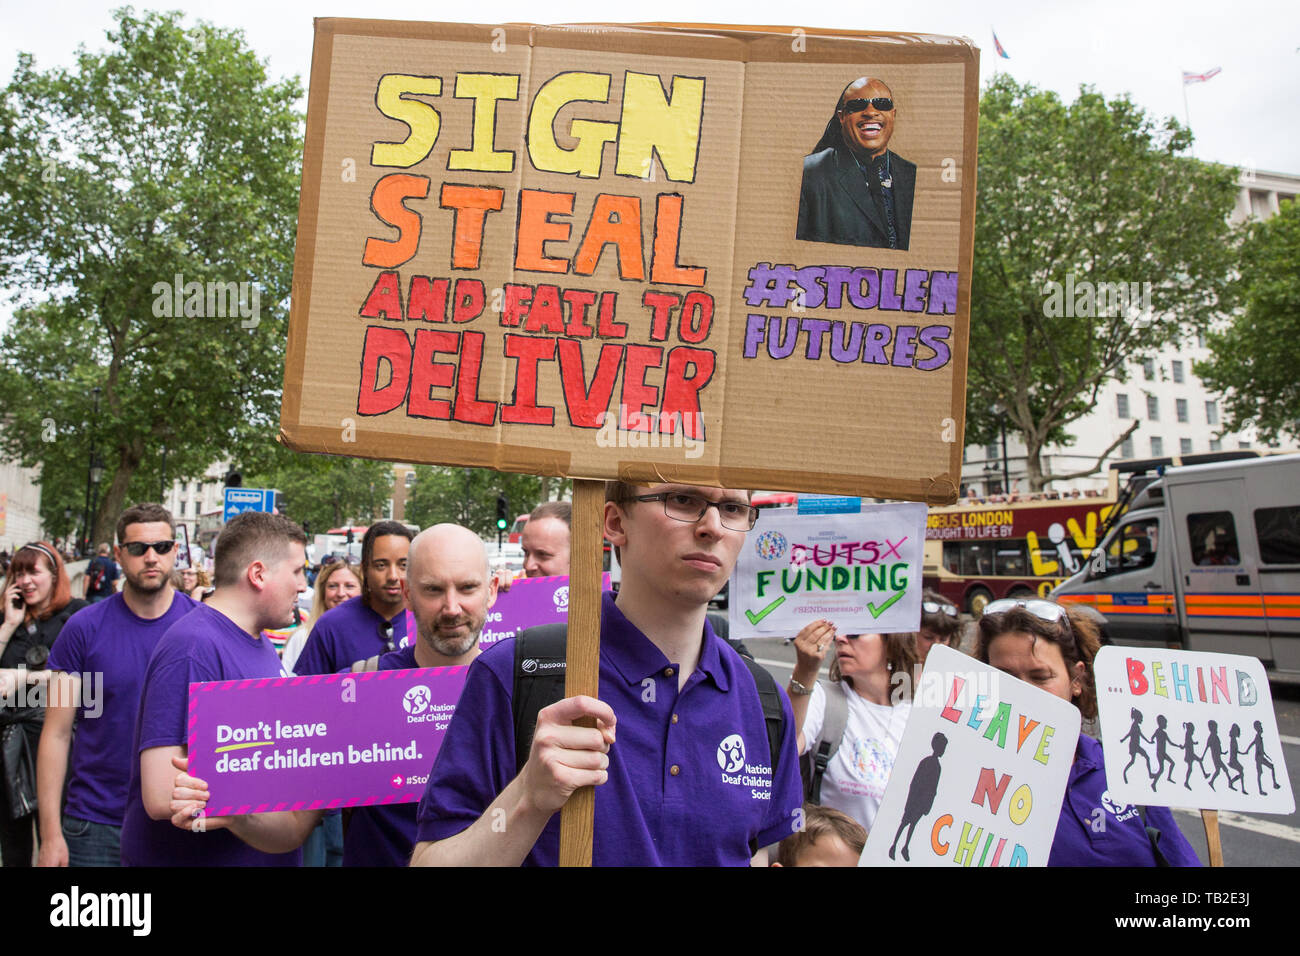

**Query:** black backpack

left=510, top=622, right=787, bottom=781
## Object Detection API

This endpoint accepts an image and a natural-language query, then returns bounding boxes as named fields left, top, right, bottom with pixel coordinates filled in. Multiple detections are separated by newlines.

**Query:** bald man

left=341, top=524, right=498, bottom=867
left=796, top=76, right=915, bottom=250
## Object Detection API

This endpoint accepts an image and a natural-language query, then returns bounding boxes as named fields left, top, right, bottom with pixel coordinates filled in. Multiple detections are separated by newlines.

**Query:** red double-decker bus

left=922, top=495, right=1118, bottom=614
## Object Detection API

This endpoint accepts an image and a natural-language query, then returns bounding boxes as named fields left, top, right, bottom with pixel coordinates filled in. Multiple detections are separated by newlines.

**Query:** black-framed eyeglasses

left=622, top=492, right=759, bottom=532
left=841, top=97, right=894, bottom=114
left=922, top=600, right=959, bottom=619
left=121, top=540, right=176, bottom=557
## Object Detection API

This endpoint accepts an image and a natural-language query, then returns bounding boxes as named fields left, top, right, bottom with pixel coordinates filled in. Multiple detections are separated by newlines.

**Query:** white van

left=1051, top=454, right=1300, bottom=679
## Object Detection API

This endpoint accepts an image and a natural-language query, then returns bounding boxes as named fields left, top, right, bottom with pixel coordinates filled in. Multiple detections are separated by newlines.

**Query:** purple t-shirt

left=416, top=592, right=802, bottom=865
left=120, top=603, right=301, bottom=867
left=1048, top=734, right=1201, bottom=867
left=342, top=643, right=422, bottom=867
left=292, top=595, right=409, bottom=676
left=47, top=590, right=199, bottom=827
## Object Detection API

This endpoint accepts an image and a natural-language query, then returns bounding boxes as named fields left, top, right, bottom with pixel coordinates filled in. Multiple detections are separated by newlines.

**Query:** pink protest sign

left=187, top=666, right=467, bottom=816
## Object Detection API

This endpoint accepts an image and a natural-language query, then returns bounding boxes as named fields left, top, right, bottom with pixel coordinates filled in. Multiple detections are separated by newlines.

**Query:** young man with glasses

left=38, top=503, right=198, bottom=866
left=410, top=482, right=803, bottom=866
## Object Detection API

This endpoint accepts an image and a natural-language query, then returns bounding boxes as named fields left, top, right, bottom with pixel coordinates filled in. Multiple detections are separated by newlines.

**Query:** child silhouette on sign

left=1202, top=720, right=1235, bottom=792
left=1120, top=708, right=1153, bottom=785
left=1246, top=720, right=1281, bottom=792
left=1227, top=724, right=1249, bottom=795
left=1149, top=715, right=1180, bottom=792
left=1180, top=722, right=1204, bottom=790
left=888, top=732, right=948, bottom=863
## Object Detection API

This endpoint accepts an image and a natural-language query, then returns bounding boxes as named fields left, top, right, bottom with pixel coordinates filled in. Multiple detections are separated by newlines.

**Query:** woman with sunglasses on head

left=914, top=590, right=962, bottom=667
left=0, top=542, right=85, bottom=865
left=975, top=598, right=1200, bottom=866
left=789, top=621, right=917, bottom=833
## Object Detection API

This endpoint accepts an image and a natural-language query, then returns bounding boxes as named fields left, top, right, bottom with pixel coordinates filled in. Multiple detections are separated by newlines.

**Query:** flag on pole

left=1182, top=67, right=1221, bottom=85
left=992, top=30, right=1010, bottom=59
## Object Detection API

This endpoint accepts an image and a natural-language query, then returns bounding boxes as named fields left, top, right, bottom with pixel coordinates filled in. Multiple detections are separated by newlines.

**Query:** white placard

left=1094, top=646, right=1294, bottom=813
left=861, top=645, right=1081, bottom=867
left=729, top=502, right=927, bottom=639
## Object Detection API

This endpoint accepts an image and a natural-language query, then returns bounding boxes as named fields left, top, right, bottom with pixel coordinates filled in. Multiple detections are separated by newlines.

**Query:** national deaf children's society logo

left=553, top=585, right=570, bottom=611
left=754, top=530, right=787, bottom=561
left=403, top=685, right=432, bottom=716
left=1101, top=789, right=1139, bottom=823
left=717, top=733, right=746, bottom=773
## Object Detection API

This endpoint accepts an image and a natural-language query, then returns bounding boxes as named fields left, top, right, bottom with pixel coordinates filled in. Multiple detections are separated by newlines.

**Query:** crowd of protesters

left=0, top=486, right=1200, bottom=867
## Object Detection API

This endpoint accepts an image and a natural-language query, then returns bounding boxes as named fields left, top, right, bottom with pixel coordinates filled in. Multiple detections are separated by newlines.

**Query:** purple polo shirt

left=416, top=592, right=802, bottom=865
left=47, top=590, right=199, bottom=826
left=120, top=603, right=301, bottom=867
left=342, top=644, right=423, bottom=867
left=292, top=595, right=409, bottom=676
left=1049, top=735, right=1201, bottom=867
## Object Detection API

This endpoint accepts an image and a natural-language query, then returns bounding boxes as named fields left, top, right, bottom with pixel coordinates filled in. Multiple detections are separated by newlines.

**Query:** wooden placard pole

left=1201, top=809, right=1223, bottom=867
left=558, top=479, right=605, bottom=867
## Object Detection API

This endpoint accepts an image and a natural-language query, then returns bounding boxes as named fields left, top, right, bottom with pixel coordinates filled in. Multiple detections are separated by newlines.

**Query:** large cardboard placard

left=861, top=645, right=1081, bottom=866
left=1094, top=646, right=1294, bottom=814
left=728, top=501, right=927, bottom=638
left=280, top=20, right=977, bottom=502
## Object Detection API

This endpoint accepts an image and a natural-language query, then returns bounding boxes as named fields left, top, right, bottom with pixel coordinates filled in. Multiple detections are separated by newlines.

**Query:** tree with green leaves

left=242, top=449, right=397, bottom=535
left=1195, top=199, right=1300, bottom=444
left=968, top=75, right=1239, bottom=490
left=404, top=466, right=569, bottom=539
left=0, top=9, right=301, bottom=545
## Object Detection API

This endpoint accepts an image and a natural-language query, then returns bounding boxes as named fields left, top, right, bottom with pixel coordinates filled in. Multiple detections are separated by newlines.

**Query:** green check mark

left=867, top=590, right=905, bottom=618
left=745, top=596, right=786, bottom=626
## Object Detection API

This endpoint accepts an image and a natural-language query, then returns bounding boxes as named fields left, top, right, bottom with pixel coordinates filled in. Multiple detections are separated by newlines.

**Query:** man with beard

left=342, top=524, right=498, bottom=866
left=37, top=503, right=198, bottom=866
left=796, top=76, right=915, bottom=250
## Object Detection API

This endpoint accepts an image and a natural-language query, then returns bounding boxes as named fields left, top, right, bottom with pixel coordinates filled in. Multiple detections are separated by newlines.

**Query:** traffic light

left=496, top=495, right=509, bottom=531
left=224, top=470, right=242, bottom=488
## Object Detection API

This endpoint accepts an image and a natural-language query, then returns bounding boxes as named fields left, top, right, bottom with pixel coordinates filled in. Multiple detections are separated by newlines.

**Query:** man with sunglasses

left=411, top=483, right=803, bottom=866
left=797, top=76, right=915, bottom=250
left=38, top=503, right=198, bottom=866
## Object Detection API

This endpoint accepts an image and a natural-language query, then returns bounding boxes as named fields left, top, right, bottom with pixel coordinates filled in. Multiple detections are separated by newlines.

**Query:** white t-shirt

left=800, top=680, right=912, bottom=834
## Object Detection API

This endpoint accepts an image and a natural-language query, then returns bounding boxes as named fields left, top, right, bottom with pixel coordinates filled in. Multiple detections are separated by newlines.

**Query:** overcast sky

left=2, top=0, right=1297, bottom=173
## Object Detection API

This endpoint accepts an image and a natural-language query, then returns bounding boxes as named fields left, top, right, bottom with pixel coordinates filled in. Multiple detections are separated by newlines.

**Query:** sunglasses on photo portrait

left=121, top=540, right=176, bottom=557
left=841, top=97, right=894, bottom=114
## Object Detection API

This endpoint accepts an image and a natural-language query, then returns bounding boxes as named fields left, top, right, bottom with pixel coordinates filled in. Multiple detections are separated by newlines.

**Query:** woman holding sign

left=976, top=599, right=1201, bottom=867
left=789, top=620, right=917, bottom=833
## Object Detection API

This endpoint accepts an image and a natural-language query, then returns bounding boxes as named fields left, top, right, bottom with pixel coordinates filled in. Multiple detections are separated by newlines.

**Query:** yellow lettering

left=528, top=72, right=617, bottom=178
left=448, top=73, right=520, bottom=172
left=614, top=72, right=704, bottom=182
left=372, top=74, right=442, bottom=168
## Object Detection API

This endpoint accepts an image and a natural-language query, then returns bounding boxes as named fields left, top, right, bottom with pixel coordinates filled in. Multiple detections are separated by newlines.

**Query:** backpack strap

left=809, top=680, right=848, bottom=804
left=734, top=655, right=786, bottom=783
left=512, top=623, right=570, bottom=776
left=1136, top=805, right=1171, bottom=867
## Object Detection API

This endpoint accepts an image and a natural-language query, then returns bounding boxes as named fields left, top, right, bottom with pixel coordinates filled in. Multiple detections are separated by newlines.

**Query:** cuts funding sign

left=728, top=502, right=927, bottom=638
left=280, top=20, right=978, bottom=502
left=861, top=645, right=1080, bottom=867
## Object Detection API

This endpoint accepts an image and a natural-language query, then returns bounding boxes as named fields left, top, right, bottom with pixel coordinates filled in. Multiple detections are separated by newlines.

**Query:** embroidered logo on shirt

left=850, top=736, right=893, bottom=789
left=1101, top=789, right=1139, bottom=822
left=717, top=733, right=746, bottom=772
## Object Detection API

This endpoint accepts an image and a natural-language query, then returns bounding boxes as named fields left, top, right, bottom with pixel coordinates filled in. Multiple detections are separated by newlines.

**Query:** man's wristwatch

left=787, top=679, right=814, bottom=696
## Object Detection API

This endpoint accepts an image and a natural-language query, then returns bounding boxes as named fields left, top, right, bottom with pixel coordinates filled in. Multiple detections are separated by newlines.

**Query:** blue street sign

left=223, top=487, right=278, bottom=522
left=797, top=494, right=862, bottom=515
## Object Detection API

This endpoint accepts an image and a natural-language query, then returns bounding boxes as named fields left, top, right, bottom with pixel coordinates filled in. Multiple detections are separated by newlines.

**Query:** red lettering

left=440, top=184, right=504, bottom=270
left=643, top=290, right=679, bottom=342
left=407, top=276, right=448, bottom=322
left=562, top=289, right=598, bottom=338
left=940, top=677, right=965, bottom=722
left=595, top=292, right=627, bottom=338
left=678, top=291, right=713, bottom=343
left=452, top=331, right=495, bottom=425
left=363, top=174, right=429, bottom=268
left=408, top=328, right=458, bottom=420
left=970, top=767, right=1011, bottom=815
left=501, top=334, right=557, bottom=425
left=501, top=284, right=532, bottom=327
left=660, top=347, right=714, bottom=438
left=359, top=271, right=404, bottom=321
left=556, top=340, right=623, bottom=428
left=619, top=345, right=663, bottom=432
left=1126, top=657, right=1148, bottom=696
left=357, top=327, right=413, bottom=415
left=451, top=279, right=485, bottom=323
left=523, top=284, right=565, bottom=334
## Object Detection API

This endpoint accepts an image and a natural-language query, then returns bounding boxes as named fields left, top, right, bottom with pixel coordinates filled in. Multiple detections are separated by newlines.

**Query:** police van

left=1050, top=454, right=1300, bottom=680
